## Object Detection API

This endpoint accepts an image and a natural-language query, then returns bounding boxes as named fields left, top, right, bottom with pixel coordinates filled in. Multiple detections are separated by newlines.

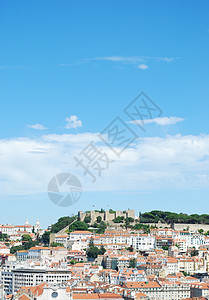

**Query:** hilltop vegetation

left=51, top=216, right=77, bottom=233
left=50, top=215, right=107, bottom=234
left=49, top=210, right=209, bottom=238
left=140, top=210, right=209, bottom=224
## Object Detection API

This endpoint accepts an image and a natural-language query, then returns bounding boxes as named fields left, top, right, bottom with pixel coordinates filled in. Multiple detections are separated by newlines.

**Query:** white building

left=0, top=219, right=40, bottom=236
left=13, top=268, right=71, bottom=293
left=0, top=243, right=10, bottom=255
left=173, top=232, right=207, bottom=250
left=69, top=231, right=94, bottom=241
left=37, top=285, right=71, bottom=300
left=131, top=234, right=156, bottom=251
left=166, top=257, right=179, bottom=274
left=124, top=281, right=190, bottom=300
left=34, top=219, right=41, bottom=233
left=1, top=263, right=71, bottom=295
left=55, top=235, right=68, bottom=247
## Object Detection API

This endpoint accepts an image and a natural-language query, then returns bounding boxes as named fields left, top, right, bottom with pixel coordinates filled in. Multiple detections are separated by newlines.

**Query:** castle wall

left=89, top=211, right=105, bottom=223
left=126, top=209, right=135, bottom=219
left=140, top=222, right=170, bottom=228
left=78, top=211, right=85, bottom=222
left=172, top=223, right=209, bottom=232
left=105, top=211, right=115, bottom=222
left=140, top=222, right=209, bottom=232
left=115, top=211, right=124, bottom=218
left=78, top=209, right=135, bottom=224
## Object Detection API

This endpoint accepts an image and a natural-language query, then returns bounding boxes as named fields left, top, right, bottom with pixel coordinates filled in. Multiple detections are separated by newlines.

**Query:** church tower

left=34, top=219, right=41, bottom=233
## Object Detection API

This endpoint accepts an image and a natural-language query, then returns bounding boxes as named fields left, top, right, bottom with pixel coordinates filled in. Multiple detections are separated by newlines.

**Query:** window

left=52, top=292, right=58, bottom=298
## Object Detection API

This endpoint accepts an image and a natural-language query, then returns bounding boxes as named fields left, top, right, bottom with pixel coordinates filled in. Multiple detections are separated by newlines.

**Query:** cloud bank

left=59, top=55, right=178, bottom=70
left=128, top=117, right=184, bottom=126
left=1, top=132, right=209, bottom=196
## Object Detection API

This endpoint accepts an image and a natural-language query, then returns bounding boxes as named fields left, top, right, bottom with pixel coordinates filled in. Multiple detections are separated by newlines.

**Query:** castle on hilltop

left=78, top=209, right=135, bottom=224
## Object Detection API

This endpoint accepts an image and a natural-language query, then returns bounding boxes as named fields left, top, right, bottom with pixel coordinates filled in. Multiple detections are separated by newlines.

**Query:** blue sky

left=0, top=0, right=209, bottom=227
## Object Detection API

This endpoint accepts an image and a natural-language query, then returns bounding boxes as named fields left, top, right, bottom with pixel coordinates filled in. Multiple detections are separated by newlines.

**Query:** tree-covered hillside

left=51, top=216, right=77, bottom=233
left=140, top=210, right=209, bottom=224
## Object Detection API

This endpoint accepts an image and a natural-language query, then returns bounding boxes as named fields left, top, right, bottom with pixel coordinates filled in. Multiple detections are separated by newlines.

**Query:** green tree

left=129, top=258, right=137, bottom=268
left=10, top=235, right=39, bottom=253
left=0, top=233, right=8, bottom=241
left=191, top=248, right=199, bottom=256
left=99, top=245, right=106, bottom=255
left=93, top=222, right=99, bottom=228
left=140, top=210, right=209, bottom=225
left=127, top=217, right=134, bottom=223
left=86, top=238, right=106, bottom=259
left=51, top=216, right=77, bottom=233
left=10, top=245, right=24, bottom=254
left=89, top=237, right=94, bottom=247
left=69, top=259, right=76, bottom=265
left=42, top=231, right=50, bottom=245
left=125, top=218, right=132, bottom=229
left=86, top=246, right=100, bottom=259
left=22, top=234, right=32, bottom=242
left=84, top=216, right=91, bottom=223
left=127, top=245, right=134, bottom=252
left=132, top=223, right=150, bottom=233
left=69, top=221, right=88, bottom=232
left=97, top=216, right=102, bottom=223
left=113, top=216, right=124, bottom=223
left=96, top=221, right=107, bottom=234
left=51, top=242, right=64, bottom=247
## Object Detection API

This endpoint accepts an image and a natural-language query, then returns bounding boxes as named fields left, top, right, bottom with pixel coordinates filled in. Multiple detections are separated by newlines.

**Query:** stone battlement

left=78, top=209, right=135, bottom=224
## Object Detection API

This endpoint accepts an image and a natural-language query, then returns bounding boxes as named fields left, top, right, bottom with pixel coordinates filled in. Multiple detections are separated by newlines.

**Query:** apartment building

left=1, top=263, right=71, bottom=295
left=16, top=246, right=68, bottom=262
left=117, top=269, right=147, bottom=285
left=131, top=235, right=156, bottom=251
left=166, top=257, right=179, bottom=274
left=122, top=281, right=190, bottom=300
left=179, top=258, right=195, bottom=274
left=190, top=282, right=209, bottom=298
left=69, top=231, right=94, bottom=241
left=55, top=235, right=68, bottom=247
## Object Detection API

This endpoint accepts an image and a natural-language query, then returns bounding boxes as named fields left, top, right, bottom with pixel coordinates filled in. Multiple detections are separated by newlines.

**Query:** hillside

left=140, top=210, right=209, bottom=224
left=49, top=210, right=209, bottom=238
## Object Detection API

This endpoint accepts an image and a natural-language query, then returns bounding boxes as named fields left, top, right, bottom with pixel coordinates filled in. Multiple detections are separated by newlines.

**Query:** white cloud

left=144, top=56, right=176, bottom=63
left=95, top=56, right=177, bottom=64
left=65, top=115, right=83, bottom=129
left=128, top=116, right=184, bottom=126
left=138, top=64, right=149, bottom=70
left=42, top=132, right=98, bottom=144
left=1, top=133, right=209, bottom=196
left=59, top=56, right=178, bottom=70
left=27, top=124, right=47, bottom=130
left=95, top=56, right=144, bottom=63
